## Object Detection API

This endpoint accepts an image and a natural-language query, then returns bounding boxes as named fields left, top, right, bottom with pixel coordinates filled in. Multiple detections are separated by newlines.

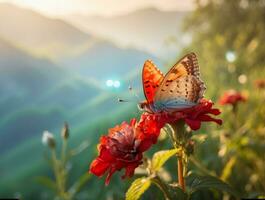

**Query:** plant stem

left=170, top=121, right=186, bottom=192
left=61, top=139, right=68, bottom=165
left=152, top=176, right=172, bottom=200
left=177, top=155, right=185, bottom=191
left=52, top=148, right=71, bottom=200
left=51, top=149, right=62, bottom=193
left=232, top=104, right=239, bottom=129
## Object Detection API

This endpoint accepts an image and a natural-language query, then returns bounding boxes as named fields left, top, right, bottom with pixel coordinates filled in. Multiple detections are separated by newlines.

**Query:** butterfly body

left=140, top=53, right=206, bottom=114
left=139, top=98, right=197, bottom=113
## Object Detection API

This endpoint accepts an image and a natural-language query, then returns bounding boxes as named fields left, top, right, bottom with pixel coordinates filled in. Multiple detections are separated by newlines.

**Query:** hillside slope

left=0, top=3, right=91, bottom=57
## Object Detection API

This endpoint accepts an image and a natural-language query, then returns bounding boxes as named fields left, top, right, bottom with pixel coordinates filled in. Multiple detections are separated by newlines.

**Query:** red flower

left=219, top=90, right=246, bottom=106
left=139, top=99, right=222, bottom=131
left=90, top=100, right=222, bottom=184
left=89, top=119, right=159, bottom=185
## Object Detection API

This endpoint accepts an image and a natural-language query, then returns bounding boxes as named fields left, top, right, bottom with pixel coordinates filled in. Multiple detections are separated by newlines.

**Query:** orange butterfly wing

left=142, top=60, right=164, bottom=103
left=162, top=52, right=200, bottom=82
left=154, top=52, right=205, bottom=103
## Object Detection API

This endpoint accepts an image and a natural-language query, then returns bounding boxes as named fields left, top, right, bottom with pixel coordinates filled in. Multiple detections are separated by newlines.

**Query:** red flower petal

left=105, top=167, right=116, bottom=185
left=185, top=119, right=201, bottom=130
left=99, top=147, right=115, bottom=162
left=123, top=162, right=140, bottom=179
left=89, top=119, right=154, bottom=185
left=137, top=139, right=154, bottom=152
left=90, top=158, right=110, bottom=177
left=197, top=114, right=223, bottom=125
left=140, top=99, right=222, bottom=131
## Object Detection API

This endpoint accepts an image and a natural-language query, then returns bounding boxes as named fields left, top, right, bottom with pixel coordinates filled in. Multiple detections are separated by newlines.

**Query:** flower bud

left=185, top=139, right=195, bottom=155
left=61, top=122, right=69, bottom=140
left=42, top=131, right=56, bottom=148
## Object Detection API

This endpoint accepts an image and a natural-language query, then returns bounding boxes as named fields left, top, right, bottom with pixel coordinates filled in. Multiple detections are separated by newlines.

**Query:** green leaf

left=186, top=174, right=239, bottom=197
left=35, top=176, right=56, bottom=191
left=125, top=177, right=151, bottom=200
left=169, top=185, right=188, bottom=200
left=151, top=149, right=181, bottom=172
left=220, top=156, right=237, bottom=181
left=152, top=177, right=188, bottom=200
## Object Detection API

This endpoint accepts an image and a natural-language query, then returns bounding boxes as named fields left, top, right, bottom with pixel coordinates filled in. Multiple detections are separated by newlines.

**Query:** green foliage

left=169, top=186, right=187, bottom=200
left=125, top=178, right=151, bottom=200
left=180, top=0, right=265, bottom=198
left=186, top=173, right=239, bottom=198
left=151, top=177, right=188, bottom=200
left=151, top=149, right=181, bottom=172
left=126, top=146, right=240, bottom=200
left=125, top=148, right=182, bottom=200
left=182, top=0, right=265, bottom=96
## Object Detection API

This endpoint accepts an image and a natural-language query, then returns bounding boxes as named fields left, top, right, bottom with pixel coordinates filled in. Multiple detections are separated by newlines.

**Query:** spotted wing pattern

left=142, top=60, right=164, bottom=103
left=154, top=53, right=205, bottom=108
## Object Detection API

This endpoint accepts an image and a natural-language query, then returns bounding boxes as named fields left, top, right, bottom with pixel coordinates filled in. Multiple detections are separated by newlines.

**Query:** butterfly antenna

left=118, top=97, right=142, bottom=117
left=117, top=98, right=129, bottom=103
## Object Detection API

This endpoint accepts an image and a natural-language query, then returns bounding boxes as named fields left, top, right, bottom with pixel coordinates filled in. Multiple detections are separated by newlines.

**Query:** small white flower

left=42, top=130, right=56, bottom=148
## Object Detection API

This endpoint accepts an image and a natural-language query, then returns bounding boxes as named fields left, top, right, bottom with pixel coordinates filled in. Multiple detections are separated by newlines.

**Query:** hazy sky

left=0, top=0, right=194, bottom=16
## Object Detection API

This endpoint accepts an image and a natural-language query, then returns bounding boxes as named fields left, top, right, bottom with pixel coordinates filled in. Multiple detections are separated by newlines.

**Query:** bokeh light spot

left=226, top=51, right=236, bottom=63
left=106, top=80, right=113, bottom=87
left=113, top=80, right=121, bottom=88
left=238, top=74, right=247, bottom=84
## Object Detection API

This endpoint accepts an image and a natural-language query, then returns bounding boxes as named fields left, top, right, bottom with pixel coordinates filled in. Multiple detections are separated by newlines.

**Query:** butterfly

left=139, top=52, right=206, bottom=113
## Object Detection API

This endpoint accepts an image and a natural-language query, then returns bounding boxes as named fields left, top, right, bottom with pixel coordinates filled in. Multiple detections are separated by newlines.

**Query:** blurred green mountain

left=61, top=39, right=161, bottom=81
left=0, top=38, right=84, bottom=153
left=0, top=38, right=66, bottom=112
left=0, top=36, right=141, bottom=151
